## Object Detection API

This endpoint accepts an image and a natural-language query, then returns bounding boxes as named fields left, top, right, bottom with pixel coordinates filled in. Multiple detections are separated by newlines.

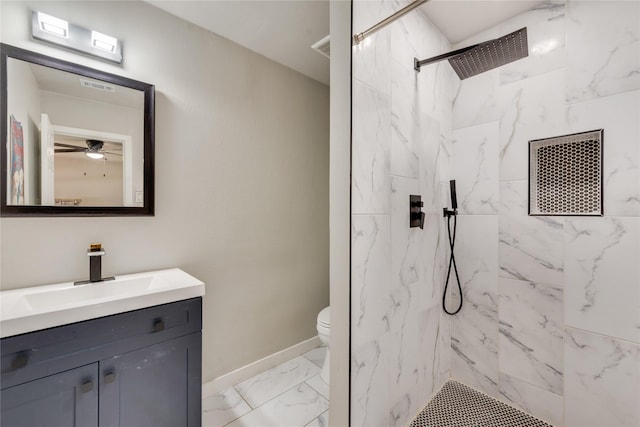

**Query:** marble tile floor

left=203, top=346, right=329, bottom=427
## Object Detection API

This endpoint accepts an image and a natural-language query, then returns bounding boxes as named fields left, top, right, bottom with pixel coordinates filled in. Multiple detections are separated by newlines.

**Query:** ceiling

left=422, top=1, right=545, bottom=44
left=147, top=0, right=330, bottom=84
left=147, top=0, right=545, bottom=86
left=28, top=60, right=143, bottom=108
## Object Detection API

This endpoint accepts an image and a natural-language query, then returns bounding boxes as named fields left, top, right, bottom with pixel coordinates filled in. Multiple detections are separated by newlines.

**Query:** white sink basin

left=0, top=268, right=204, bottom=338
left=25, top=276, right=158, bottom=310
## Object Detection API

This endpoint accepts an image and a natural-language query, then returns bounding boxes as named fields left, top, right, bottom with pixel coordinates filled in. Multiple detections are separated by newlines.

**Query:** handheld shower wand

left=443, top=180, right=458, bottom=217
left=443, top=180, right=463, bottom=315
left=450, top=180, right=458, bottom=210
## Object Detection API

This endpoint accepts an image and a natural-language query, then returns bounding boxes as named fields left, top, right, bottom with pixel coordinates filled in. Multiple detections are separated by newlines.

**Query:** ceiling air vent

left=80, top=78, right=115, bottom=93
left=311, top=35, right=330, bottom=59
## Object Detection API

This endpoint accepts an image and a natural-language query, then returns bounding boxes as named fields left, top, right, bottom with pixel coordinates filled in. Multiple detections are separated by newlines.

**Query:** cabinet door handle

left=104, top=371, right=116, bottom=384
left=153, top=318, right=165, bottom=332
left=11, top=353, right=28, bottom=370
left=80, top=380, right=94, bottom=393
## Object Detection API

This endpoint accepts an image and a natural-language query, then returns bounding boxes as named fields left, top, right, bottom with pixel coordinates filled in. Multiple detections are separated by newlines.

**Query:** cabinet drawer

left=1, top=297, right=201, bottom=389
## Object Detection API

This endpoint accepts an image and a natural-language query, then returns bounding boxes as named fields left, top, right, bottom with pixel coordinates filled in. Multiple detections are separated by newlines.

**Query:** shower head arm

left=414, top=44, right=477, bottom=72
left=414, top=27, right=528, bottom=79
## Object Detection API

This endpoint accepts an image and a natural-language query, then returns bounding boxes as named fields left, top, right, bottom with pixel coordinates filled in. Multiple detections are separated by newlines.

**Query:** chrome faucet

left=75, top=243, right=115, bottom=285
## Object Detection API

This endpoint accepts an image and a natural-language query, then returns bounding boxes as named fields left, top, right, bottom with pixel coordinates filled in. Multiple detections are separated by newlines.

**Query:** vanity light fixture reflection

left=31, top=10, right=122, bottom=63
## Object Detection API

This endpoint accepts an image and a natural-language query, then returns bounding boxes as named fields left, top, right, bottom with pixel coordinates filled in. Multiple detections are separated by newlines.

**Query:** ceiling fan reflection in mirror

left=54, top=139, right=123, bottom=160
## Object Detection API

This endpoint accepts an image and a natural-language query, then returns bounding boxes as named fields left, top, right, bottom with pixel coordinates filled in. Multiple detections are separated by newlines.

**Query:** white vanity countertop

left=0, top=268, right=205, bottom=338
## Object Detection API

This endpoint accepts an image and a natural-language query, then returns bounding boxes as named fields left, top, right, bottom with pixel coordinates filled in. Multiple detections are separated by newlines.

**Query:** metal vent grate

left=80, top=78, right=115, bottom=93
left=409, top=380, right=552, bottom=427
left=529, top=129, right=603, bottom=216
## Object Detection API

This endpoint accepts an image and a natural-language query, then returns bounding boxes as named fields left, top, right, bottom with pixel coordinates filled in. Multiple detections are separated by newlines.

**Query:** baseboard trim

left=202, top=335, right=322, bottom=397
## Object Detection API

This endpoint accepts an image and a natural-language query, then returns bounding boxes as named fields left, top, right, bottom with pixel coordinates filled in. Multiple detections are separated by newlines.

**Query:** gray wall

left=450, top=2, right=640, bottom=426
left=0, top=0, right=329, bottom=382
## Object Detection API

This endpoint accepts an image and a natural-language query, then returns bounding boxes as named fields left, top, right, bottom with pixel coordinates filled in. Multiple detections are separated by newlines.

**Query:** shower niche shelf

left=529, top=129, right=603, bottom=216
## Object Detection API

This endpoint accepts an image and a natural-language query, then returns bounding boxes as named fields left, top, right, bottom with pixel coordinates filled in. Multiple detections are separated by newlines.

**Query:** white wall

left=54, top=154, right=123, bottom=206
left=6, top=58, right=41, bottom=204
left=449, top=2, right=640, bottom=426
left=41, top=90, right=144, bottom=200
left=0, top=0, right=329, bottom=383
left=350, top=2, right=453, bottom=425
left=328, top=1, right=351, bottom=425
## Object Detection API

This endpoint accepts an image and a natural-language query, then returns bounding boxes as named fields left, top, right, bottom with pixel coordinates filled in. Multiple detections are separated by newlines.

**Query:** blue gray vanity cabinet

left=0, top=297, right=202, bottom=427
left=1, top=363, right=99, bottom=426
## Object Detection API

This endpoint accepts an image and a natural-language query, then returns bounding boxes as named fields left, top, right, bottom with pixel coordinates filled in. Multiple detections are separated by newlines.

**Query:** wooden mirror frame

left=0, top=43, right=155, bottom=217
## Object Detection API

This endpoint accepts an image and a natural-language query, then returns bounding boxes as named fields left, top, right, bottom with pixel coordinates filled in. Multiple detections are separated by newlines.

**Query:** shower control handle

left=409, top=195, right=425, bottom=229
left=411, top=211, right=426, bottom=229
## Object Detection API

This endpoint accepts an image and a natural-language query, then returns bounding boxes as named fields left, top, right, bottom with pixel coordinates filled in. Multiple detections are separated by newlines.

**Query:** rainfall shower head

left=414, top=27, right=528, bottom=80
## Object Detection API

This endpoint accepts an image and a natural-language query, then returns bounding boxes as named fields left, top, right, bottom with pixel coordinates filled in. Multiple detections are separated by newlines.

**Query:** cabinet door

left=99, top=332, right=201, bottom=427
left=1, top=363, right=98, bottom=427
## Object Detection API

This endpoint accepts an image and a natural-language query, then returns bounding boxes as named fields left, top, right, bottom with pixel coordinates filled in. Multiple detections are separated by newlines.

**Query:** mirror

left=1, top=43, right=154, bottom=216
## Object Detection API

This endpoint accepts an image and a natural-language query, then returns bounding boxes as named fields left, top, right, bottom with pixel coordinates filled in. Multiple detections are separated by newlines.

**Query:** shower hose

left=442, top=213, right=463, bottom=315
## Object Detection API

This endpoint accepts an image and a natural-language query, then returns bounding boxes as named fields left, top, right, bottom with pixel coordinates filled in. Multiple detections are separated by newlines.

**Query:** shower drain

left=409, top=380, right=552, bottom=427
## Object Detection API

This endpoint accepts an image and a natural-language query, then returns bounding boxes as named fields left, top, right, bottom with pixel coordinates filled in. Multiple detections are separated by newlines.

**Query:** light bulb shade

left=31, top=11, right=122, bottom=63
left=37, top=12, right=68, bottom=38
left=91, top=31, right=118, bottom=53
left=86, top=152, right=104, bottom=160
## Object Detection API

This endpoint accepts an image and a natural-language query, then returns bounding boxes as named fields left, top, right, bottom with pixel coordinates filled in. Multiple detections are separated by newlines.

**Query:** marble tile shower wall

left=449, top=2, right=640, bottom=427
left=351, top=1, right=454, bottom=426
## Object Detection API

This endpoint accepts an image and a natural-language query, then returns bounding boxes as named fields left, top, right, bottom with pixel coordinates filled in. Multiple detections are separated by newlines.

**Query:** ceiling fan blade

left=54, top=142, right=85, bottom=149
left=55, top=148, right=85, bottom=153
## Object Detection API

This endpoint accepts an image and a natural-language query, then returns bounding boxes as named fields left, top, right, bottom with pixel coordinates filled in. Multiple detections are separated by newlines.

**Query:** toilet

left=316, top=306, right=330, bottom=384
